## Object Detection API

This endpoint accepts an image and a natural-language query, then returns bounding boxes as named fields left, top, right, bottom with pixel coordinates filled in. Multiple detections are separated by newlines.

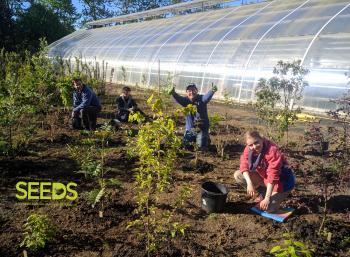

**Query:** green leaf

left=107, top=178, right=122, bottom=188
left=92, top=187, right=105, bottom=208
left=284, top=239, right=292, bottom=245
left=293, top=241, right=305, bottom=248
left=270, top=246, right=282, bottom=253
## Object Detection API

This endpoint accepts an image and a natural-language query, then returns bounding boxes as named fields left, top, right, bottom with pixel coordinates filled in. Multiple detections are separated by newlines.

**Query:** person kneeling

left=234, top=131, right=295, bottom=213
left=115, top=86, right=145, bottom=123
left=169, top=83, right=217, bottom=151
left=71, top=78, right=101, bottom=131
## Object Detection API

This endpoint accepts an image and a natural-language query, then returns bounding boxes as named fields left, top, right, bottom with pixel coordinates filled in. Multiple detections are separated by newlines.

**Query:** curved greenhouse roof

left=49, top=0, right=350, bottom=113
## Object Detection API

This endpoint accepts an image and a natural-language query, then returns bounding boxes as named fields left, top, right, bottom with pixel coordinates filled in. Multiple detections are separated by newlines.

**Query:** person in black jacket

left=115, top=86, right=145, bottom=122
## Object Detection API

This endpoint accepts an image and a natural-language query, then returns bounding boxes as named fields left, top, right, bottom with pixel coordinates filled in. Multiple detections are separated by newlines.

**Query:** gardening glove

left=167, top=86, right=175, bottom=96
left=211, top=83, right=218, bottom=93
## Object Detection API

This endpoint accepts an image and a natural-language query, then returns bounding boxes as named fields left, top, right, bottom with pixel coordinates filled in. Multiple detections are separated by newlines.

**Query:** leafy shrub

left=255, top=60, right=309, bottom=142
left=270, top=233, right=314, bottom=257
left=127, top=94, right=189, bottom=254
left=20, top=213, right=56, bottom=251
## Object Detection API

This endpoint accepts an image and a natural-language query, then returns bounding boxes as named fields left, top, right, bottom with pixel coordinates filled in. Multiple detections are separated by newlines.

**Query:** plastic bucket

left=201, top=181, right=228, bottom=213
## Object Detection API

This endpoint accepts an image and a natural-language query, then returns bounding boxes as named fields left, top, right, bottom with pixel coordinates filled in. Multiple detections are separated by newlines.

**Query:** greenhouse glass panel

left=49, top=0, right=350, bottom=113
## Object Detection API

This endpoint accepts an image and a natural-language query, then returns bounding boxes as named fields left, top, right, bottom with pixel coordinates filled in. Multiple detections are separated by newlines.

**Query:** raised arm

left=202, top=84, right=217, bottom=103
left=171, top=90, right=190, bottom=107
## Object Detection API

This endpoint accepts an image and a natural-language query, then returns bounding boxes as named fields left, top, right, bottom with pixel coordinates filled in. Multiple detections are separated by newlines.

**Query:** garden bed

left=0, top=85, right=349, bottom=257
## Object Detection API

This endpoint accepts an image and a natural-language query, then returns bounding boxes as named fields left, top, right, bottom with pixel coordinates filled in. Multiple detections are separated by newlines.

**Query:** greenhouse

left=49, top=0, right=350, bottom=113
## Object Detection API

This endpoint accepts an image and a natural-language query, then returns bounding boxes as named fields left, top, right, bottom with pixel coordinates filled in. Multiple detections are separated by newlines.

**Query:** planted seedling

left=209, top=114, right=227, bottom=158
left=223, top=90, right=234, bottom=132
left=311, top=158, right=347, bottom=235
left=127, top=94, right=189, bottom=256
left=270, top=233, right=314, bottom=257
left=92, top=123, right=114, bottom=218
left=68, top=123, right=121, bottom=217
left=20, top=213, right=56, bottom=256
left=304, top=121, right=334, bottom=155
left=327, top=89, right=350, bottom=159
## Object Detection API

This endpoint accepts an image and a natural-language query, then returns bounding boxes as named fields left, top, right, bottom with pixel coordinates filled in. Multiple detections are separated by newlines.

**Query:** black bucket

left=201, top=181, right=228, bottom=213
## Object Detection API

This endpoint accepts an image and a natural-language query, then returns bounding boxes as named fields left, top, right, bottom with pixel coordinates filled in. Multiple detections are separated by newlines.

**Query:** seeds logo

left=16, top=181, right=78, bottom=201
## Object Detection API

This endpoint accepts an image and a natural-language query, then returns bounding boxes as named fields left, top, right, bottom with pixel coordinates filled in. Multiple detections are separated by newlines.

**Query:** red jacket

left=240, top=139, right=288, bottom=192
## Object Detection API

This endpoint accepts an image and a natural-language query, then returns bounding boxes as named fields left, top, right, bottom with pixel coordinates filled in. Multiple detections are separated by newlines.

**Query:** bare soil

left=0, top=84, right=349, bottom=257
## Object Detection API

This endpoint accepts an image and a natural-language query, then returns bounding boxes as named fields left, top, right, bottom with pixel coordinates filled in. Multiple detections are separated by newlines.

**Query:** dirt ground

left=0, top=84, right=349, bottom=257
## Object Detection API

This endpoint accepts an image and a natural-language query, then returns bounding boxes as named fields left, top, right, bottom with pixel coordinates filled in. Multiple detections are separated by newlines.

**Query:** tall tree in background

left=1, top=0, right=76, bottom=52
left=16, top=3, right=70, bottom=52
left=0, top=1, right=16, bottom=51
left=37, top=0, right=79, bottom=32
left=113, top=0, right=171, bottom=15
left=135, top=0, right=170, bottom=13
left=79, top=0, right=115, bottom=24
left=0, top=0, right=25, bottom=51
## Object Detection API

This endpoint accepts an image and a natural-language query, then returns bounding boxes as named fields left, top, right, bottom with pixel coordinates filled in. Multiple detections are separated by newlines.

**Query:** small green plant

left=67, top=138, right=99, bottom=178
left=91, top=123, right=114, bottom=216
left=20, top=213, right=56, bottom=251
left=68, top=124, right=121, bottom=217
left=208, top=114, right=228, bottom=158
left=270, top=233, right=314, bottom=257
left=209, top=113, right=223, bottom=134
left=222, top=90, right=235, bottom=133
left=173, top=184, right=193, bottom=209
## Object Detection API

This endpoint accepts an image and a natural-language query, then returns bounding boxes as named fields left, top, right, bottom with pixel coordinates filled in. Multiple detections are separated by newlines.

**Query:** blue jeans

left=183, top=130, right=209, bottom=149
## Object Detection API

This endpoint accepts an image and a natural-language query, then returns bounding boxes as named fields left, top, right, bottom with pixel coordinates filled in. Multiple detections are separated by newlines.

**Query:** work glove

left=211, top=83, right=218, bottom=93
left=167, top=86, right=175, bottom=95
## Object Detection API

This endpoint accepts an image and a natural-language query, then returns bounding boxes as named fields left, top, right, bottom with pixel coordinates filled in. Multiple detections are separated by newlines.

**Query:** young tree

left=127, top=94, right=188, bottom=255
left=254, top=60, right=309, bottom=142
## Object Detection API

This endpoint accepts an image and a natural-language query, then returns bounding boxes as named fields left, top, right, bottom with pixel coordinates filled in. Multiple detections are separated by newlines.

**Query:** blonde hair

left=244, top=131, right=263, bottom=140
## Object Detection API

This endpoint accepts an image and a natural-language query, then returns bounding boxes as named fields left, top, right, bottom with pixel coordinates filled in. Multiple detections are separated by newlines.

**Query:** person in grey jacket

left=71, top=78, right=101, bottom=130
left=169, top=83, right=217, bottom=150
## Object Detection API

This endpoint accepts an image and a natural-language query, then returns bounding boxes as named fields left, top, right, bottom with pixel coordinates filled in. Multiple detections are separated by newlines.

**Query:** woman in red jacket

left=234, top=131, right=295, bottom=213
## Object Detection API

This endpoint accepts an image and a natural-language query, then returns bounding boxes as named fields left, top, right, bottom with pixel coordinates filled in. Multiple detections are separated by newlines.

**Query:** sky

left=72, top=0, right=84, bottom=13
left=71, top=0, right=263, bottom=26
